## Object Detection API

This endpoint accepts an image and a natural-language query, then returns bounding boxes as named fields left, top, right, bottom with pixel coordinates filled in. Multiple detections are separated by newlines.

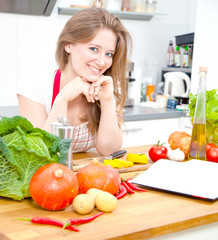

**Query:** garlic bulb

left=168, top=148, right=185, bottom=161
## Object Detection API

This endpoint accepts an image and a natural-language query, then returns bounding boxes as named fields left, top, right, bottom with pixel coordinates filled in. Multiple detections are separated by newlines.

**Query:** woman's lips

left=88, top=65, right=102, bottom=75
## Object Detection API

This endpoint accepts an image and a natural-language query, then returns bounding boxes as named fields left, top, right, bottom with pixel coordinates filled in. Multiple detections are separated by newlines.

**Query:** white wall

left=191, top=0, right=218, bottom=94
left=0, top=0, right=197, bottom=106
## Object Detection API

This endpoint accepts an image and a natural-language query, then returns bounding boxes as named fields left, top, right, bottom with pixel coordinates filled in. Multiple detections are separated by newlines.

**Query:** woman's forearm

left=95, top=99, right=123, bottom=155
left=43, top=96, right=68, bottom=132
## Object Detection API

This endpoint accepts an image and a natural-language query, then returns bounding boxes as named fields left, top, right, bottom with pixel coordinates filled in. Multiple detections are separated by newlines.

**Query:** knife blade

left=99, top=149, right=127, bottom=162
left=105, top=149, right=127, bottom=159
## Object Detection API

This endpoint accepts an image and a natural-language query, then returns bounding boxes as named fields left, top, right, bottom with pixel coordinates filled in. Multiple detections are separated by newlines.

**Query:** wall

left=0, top=0, right=197, bottom=106
left=191, top=0, right=218, bottom=93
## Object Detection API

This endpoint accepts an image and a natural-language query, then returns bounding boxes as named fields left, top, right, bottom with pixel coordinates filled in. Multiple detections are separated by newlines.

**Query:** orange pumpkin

left=76, top=160, right=121, bottom=195
left=29, top=163, right=79, bottom=210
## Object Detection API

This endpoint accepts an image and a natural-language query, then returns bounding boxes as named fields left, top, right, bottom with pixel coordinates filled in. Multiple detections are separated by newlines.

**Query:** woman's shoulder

left=17, top=67, right=56, bottom=88
left=17, top=66, right=57, bottom=110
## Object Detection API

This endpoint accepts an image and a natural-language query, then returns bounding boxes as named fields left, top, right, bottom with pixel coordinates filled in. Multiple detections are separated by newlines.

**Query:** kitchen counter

left=0, top=105, right=187, bottom=121
left=0, top=145, right=217, bottom=240
left=123, top=105, right=187, bottom=121
left=0, top=105, right=19, bottom=117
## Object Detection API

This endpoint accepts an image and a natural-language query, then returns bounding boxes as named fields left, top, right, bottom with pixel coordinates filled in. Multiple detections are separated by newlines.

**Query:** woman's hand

left=89, top=75, right=114, bottom=102
left=58, top=76, right=95, bottom=103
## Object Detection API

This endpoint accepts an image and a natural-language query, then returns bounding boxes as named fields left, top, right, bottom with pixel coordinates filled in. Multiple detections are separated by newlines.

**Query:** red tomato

left=206, top=143, right=217, bottom=152
left=149, top=143, right=168, bottom=162
left=206, top=147, right=218, bottom=163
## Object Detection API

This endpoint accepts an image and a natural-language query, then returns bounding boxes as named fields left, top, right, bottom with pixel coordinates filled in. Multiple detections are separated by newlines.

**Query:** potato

left=168, top=131, right=191, bottom=158
left=86, top=188, right=103, bottom=202
left=95, top=191, right=117, bottom=213
left=72, top=194, right=95, bottom=214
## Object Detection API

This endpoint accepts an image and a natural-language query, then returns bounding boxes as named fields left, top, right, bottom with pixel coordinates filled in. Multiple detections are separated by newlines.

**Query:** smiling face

left=65, top=28, right=117, bottom=82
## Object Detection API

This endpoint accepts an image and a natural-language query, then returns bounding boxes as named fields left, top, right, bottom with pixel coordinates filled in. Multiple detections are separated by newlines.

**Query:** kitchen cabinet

left=122, top=117, right=190, bottom=147
left=58, top=7, right=166, bottom=21
left=0, top=0, right=57, bottom=16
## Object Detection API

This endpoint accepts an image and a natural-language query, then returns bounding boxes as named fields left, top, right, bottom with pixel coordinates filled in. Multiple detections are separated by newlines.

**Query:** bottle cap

left=185, top=46, right=188, bottom=51
left=199, top=67, right=208, bottom=72
left=176, top=46, right=180, bottom=50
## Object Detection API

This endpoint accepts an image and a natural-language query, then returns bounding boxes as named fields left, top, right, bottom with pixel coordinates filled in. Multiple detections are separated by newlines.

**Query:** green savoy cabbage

left=0, top=116, right=71, bottom=200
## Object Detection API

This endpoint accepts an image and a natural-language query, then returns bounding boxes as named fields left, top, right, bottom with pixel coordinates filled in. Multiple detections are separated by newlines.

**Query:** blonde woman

left=17, top=7, right=132, bottom=155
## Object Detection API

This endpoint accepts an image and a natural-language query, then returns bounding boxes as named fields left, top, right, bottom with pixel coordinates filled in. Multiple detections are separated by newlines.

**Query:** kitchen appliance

left=0, top=0, right=57, bottom=16
left=125, top=62, right=136, bottom=107
left=158, top=72, right=191, bottom=98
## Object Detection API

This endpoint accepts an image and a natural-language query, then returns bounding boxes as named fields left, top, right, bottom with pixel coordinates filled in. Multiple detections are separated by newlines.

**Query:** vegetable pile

left=189, top=89, right=218, bottom=145
left=0, top=116, right=71, bottom=200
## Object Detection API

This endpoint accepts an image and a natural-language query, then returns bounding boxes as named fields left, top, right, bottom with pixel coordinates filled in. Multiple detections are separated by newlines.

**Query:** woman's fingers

left=83, top=75, right=113, bottom=103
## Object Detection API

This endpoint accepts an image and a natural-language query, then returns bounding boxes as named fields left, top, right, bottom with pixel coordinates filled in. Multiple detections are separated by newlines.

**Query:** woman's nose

left=96, top=54, right=105, bottom=67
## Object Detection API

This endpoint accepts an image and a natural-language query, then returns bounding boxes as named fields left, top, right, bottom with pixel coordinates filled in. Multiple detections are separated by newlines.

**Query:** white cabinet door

left=122, top=118, right=182, bottom=147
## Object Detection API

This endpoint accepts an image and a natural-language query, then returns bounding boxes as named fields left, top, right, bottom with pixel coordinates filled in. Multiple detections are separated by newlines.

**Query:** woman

left=17, top=7, right=132, bottom=155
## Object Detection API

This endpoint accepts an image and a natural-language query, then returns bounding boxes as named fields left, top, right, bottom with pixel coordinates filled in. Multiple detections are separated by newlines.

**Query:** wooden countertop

left=0, top=146, right=217, bottom=240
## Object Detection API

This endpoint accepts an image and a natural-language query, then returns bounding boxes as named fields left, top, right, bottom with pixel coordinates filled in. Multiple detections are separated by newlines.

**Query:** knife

left=103, top=149, right=127, bottom=160
left=73, top=149, right=127, bottom=166
left=98, top=149, right=127, bottom=163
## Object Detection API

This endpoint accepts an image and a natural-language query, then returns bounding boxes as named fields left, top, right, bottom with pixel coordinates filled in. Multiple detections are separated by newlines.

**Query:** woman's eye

left=106, top=52, right=114, bottom=58
left=90, top=47, right=98, bottom=52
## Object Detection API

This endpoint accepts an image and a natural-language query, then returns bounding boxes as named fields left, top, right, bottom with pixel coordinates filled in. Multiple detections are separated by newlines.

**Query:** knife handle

left=110, top=149, right=127, bottom=159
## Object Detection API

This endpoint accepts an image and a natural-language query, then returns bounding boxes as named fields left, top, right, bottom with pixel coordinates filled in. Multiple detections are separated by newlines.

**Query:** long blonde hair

left=56, top=7, right=132, bottom=134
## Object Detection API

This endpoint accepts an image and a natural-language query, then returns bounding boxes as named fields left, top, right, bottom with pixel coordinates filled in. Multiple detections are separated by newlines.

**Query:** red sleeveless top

left=51, top=69, right=61, bottom=109
left=50, top=69, right=95, bottom=152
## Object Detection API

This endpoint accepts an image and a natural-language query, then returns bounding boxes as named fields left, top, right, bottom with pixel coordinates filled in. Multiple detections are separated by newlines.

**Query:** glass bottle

left=121, top=0, right=131, bottom=11
left=189, top=67, right=208, bottom=160
left=92, top=0, right=103, bottom=7
left=167, top=40, right=174, bottom=67
left=174, top=46, right=181, bottom=67
left=182, top=46, right=189, bottom=68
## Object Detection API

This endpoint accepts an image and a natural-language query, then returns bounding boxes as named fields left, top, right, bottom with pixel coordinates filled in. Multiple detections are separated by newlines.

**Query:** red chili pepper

left=17, top=217, right=79, bottom=232
left=125, top=180, right=147, bottom=192
left=63, top=212, right=104, bottom=229
left=121, top=182, right=134, bottom=194
left=116, top=184, right=127, bottom=199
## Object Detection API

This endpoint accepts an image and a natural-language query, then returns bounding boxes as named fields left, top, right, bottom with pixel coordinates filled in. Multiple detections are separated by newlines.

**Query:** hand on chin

left=81, top=75, right=101, bottom=83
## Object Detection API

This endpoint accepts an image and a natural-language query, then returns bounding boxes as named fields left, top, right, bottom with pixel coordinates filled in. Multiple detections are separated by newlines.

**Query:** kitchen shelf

left=58, top=7, right=166, bottom=21
left=162, top=67, right=192, bottom=73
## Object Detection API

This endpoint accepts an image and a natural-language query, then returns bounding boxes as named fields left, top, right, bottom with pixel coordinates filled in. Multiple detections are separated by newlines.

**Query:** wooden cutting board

left=72, top=145, right=154, bottom=173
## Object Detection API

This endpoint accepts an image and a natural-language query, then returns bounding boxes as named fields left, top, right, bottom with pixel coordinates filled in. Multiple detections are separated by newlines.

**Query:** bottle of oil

left=189, top=67, right=207, bottom=160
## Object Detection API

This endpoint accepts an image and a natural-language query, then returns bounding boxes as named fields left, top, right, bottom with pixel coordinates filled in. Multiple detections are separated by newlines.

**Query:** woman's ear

left=64, top=44, right=71, bottom=54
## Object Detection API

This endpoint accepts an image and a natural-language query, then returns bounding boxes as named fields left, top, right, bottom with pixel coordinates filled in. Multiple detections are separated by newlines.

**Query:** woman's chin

left=83, top=75, right=100, bottom=83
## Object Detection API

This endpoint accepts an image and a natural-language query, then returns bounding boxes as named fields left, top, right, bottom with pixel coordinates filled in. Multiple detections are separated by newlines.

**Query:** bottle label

left=146, top=84, right=155, bottom=102
left=183, top=55, right=189, bottom=67
left=167, top=53, right=174, bottom=66
left=174, top=54, right=181, bottom=67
